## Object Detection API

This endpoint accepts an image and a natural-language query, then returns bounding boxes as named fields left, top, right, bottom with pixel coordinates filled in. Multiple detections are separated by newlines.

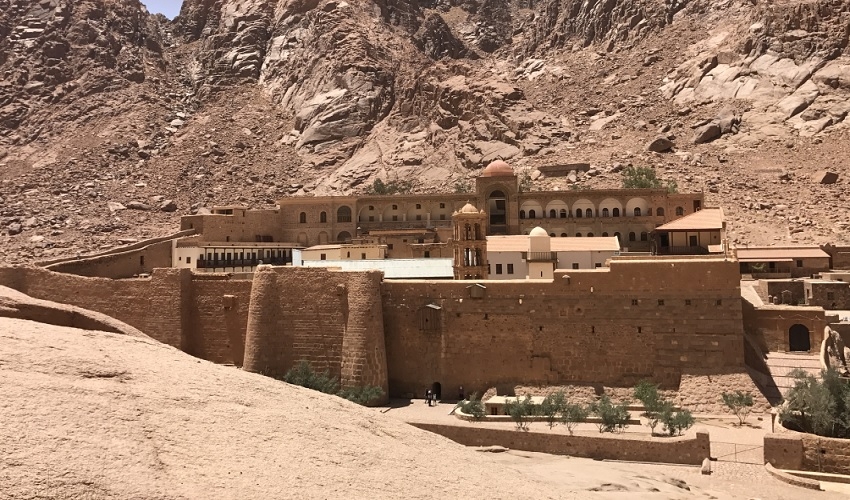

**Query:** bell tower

left=452, top=203, right=488, bottom=280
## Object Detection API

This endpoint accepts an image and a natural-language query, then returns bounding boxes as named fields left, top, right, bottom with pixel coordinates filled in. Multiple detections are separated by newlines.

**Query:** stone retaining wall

left=765, top=431, right=850, bottom=474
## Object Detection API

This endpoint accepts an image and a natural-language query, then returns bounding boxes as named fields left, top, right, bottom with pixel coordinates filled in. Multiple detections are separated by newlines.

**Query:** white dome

left=459, top=203, right=478, bottom=214
left=529, top=227, right=548, bottom=237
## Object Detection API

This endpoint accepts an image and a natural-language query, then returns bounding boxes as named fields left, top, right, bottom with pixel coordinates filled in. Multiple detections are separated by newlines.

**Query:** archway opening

left=431, top=382, right=442, bottom=401
left=789, top=324, right=811, bottom=352
left=487, top=190, right=507, bottom=232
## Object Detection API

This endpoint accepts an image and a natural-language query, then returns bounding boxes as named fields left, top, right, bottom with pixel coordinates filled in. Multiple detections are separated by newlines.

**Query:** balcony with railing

left=656, top=246, right=709, bottom=256
left=522, top=252, right=558, bottom=262
left=197, top=257, right=289, bottom=269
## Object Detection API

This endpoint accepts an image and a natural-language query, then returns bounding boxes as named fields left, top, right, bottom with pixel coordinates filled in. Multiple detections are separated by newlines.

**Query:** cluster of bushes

left=633, top=380, right=695, bottom=437
left=491, top=391, right=629, bottom=434
left=780, top=368, right=850, bottom=439
left=281, top=360, right=384, bottom=406
left=366, top=178, right=415, bottom=195
left=621, top=165, right=678, bottom=193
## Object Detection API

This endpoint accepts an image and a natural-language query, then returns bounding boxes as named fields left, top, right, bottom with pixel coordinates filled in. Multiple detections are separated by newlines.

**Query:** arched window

left=337, top=206, right=352, bottom=223
left=634, top=207, right=641, bottom=217
left=640, top=232, right=648, bottom=241
left=676, top=206, right=684, bottom=216
left=519, top=210, right=526, bottom=219
left=575, top=209, right=583, bottom=218
left=602, top=208, right=609, bottom=217
left=585, top=208, right=593, bottom=218
left=320, top=211, right=327, bottom=223
left=549, top=209, right=556, bottom=218
left=613, top=208, right=620, bottom=217
left=614, top=232, right=621, bottom=240
left=550, top=233, right=556, bottom=237
left=560, top=209, right=567, bottom=218
left=299, top=212, right=306, bottom=223
left=602, top=232, right=609, bottom=237
left=575, top=233, right=582, bottom=237
left=587, top=232, right=594, bottom=237
left=529, top=209, right=537, bottom=219
left=656, top=207, right=665, bottom=217
left=629, top=232, right=636, bottom=241
left=560, top=233, right=568, bottom=237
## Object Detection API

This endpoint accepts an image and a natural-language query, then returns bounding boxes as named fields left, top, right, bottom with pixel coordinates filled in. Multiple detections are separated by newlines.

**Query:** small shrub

left=560, top=402, right=589, bottom=435
left=460, top=392, right=486, bottom=421
left=634, top=379, right=662, bottom=416
left=721, top=390, right=755, bottom=426
left=647, top=400, right=674, bottom=435
left=621, top=166, right=677, bottom=193
left=281, top=360, right=384, bottom=406
left=541, top=391, right=566, bottom=429
left=504, top=395, right=536, bottom=431
left=453, top=180, right=472, bottom=193
left=661, top=408, right=695, bottom=436
left=590, top=395, right=630, bottom=433
left=366, top=178, right=415, bottom=195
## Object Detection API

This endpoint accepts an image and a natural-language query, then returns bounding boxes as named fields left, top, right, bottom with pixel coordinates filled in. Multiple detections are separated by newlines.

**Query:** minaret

left=452, top=203, right=489, bottom=280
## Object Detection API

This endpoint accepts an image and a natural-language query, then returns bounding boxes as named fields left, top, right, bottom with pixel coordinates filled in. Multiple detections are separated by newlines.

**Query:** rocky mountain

left=0, top=0, right=848, bottom=264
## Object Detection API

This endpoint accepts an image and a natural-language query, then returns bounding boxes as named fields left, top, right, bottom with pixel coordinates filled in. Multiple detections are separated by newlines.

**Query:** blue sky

left=142, top=1, right=182, bottom=19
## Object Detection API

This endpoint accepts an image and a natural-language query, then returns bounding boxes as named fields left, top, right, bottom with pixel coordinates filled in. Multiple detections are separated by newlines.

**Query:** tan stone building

left=180, top=160, right=705, bottom=259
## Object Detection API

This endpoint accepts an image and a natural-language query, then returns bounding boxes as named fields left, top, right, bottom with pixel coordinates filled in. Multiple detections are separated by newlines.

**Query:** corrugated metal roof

left=654, top=208, right=724, bottom=231
left=487, top=235, right=621, bottom=252
left=300, top=258, right=454, bottom=279
left=736, top=247, right=830, bottom=260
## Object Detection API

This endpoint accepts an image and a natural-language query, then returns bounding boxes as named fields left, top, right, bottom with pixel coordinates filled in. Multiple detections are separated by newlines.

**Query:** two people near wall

left=424, top=386, right=464, bottom=406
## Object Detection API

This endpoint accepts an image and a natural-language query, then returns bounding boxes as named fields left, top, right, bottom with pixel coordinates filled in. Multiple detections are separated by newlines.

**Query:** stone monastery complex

left=3, top=161, right=850, bottom=407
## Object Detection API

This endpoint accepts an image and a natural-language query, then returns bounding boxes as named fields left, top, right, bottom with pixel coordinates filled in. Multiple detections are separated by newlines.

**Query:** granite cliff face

left=0, top=0, right=849, bottom=265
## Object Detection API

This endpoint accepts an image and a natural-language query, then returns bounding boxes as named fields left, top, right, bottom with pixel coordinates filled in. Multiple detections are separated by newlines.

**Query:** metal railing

left=197, top=258, right=289, bottom=269
left=522, top=252, right=558, bottom=262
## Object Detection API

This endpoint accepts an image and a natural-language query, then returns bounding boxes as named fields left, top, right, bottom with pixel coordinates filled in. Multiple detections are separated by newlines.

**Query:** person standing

left=458, top=386, right=464, bottom=401
left=425, top=389, right=432, bottom=406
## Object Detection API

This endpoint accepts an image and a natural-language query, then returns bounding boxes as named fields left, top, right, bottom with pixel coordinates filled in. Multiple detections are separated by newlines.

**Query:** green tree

left=560, top=402, right=590, bottom=435
left=621, top=166, right=678, bottom=193
left=590, top=395, right=630, bottom=433
left=780, top=368, right=850, bottom=438
left=541, top=391, right=567, bottom=429
left=366, top=178, right=415, bottom=195
left=634, top=379, right=662, bottom=416
left=504, top=395, right=536, bottom=431
left=460, top=392, right=486, bottom=421
left=721, top=391, right=755, bottom=426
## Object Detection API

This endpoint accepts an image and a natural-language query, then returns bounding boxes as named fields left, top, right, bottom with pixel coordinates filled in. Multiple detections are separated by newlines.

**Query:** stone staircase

left=763, top=352, right=823, bottom=396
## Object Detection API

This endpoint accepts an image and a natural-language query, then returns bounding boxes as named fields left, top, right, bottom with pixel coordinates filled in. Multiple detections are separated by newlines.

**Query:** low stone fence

left=765, top=430, right=850, bottom=475
left=411, top=422, right=709, bottom=465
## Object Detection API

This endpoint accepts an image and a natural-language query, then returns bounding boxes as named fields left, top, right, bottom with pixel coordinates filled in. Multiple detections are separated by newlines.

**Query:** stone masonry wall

left=765, top=430, right=850, bottom=475
left=243, top=266, right=388, bottom=398
left=186, top=276, right=253, bottom=365
left=383, top=258, right=745, bottom=398
left=412, top=423, right=710, bottom=465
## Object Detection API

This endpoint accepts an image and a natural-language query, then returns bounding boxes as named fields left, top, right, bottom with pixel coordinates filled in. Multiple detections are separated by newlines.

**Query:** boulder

left=693, top=123, right=721, bottom=144
left=159, top=200, right=178, bottom=212
left=7, top=223, right=22, bottom=235
left=813, top=171, right=839, bottom=184
left=646, top=136, right=674, bottom=152
left=126, top=201, right=151, bottom=211
left=107, top=202, right=126, bottom=213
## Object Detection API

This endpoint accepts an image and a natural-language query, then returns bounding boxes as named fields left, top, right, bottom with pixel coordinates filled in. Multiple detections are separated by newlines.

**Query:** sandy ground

left=1, top=317, right=847, bottom=499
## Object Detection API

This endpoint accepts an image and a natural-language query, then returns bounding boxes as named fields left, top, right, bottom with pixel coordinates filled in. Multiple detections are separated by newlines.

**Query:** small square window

left=658, top=299, right=664, bottom=306
left=387, top=244, right=394, bottom=250
left=685, top=299, right=692, bottom=306
left=369, top=205, right=374, bottom=210
left=416, top=215, right=422, bottom=221
left=320, top=254, right=326, bottom=260
left=637, top=326, right=642, bottom=333
left=187, top=257, right=191, bottom=264
left=392, top=205, right=398, bottom=210
left=416, top=204, right=421, bottom=209
left=796, top=260, right=803, bottom=268
left=440, top=203, right=445, bottom=209
left=595, top=263, right=602, bottom=268
left=715, top=299, right=722, bottom=306
left=361, top=253, right=366, bottom=260
left=507, top=264, right=514, bottom=274
left=496, top=264, right=503, bottom=275
left=392, top=215, right=398, bottom=221
left=631, top=299, right=639, bottom=306
left=424, top=251, right=431, bottom=258
left=572, top=263, right=579, bottom=270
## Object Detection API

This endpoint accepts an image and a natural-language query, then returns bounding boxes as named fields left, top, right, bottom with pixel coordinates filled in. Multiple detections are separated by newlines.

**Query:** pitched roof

left=654, top=208, right=724, bottom=231
left=736, top=246, right=830, bottom=260
left=487, top=235, right=621, bottom=252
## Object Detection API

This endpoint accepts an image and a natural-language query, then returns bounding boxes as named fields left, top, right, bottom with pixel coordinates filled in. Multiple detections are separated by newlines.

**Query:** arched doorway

left=337, top=231, right=352, bottom=243
left=789, top=324, right=811, bottom=352
left=487, top=190, right=507, bottom=233
left=431, top=382, right=442, bottom=401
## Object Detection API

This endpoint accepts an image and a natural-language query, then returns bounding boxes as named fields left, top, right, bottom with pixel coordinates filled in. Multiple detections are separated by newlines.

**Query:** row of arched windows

left=533, top=231, right=649, bottom=241
left=519, top=207, right=673, bottom=219
left=299, top=206, right=353, bottom=224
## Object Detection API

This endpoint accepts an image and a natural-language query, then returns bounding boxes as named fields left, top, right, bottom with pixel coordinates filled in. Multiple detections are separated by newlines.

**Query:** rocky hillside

left=1, top=0, right=848, bottom=264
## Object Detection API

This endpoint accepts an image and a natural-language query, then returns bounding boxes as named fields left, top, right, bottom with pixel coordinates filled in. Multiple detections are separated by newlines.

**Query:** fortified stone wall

left=382, top=258, right=745, bottom=397
left=412, top=423, right=710, bottom=465
left=42, top=239, right=173, bottom=279
left=185, top=275, right=253, bottom=365
left=765, top=431, right=850, bottom=475
left=243, top=266, right=388, bottom=398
